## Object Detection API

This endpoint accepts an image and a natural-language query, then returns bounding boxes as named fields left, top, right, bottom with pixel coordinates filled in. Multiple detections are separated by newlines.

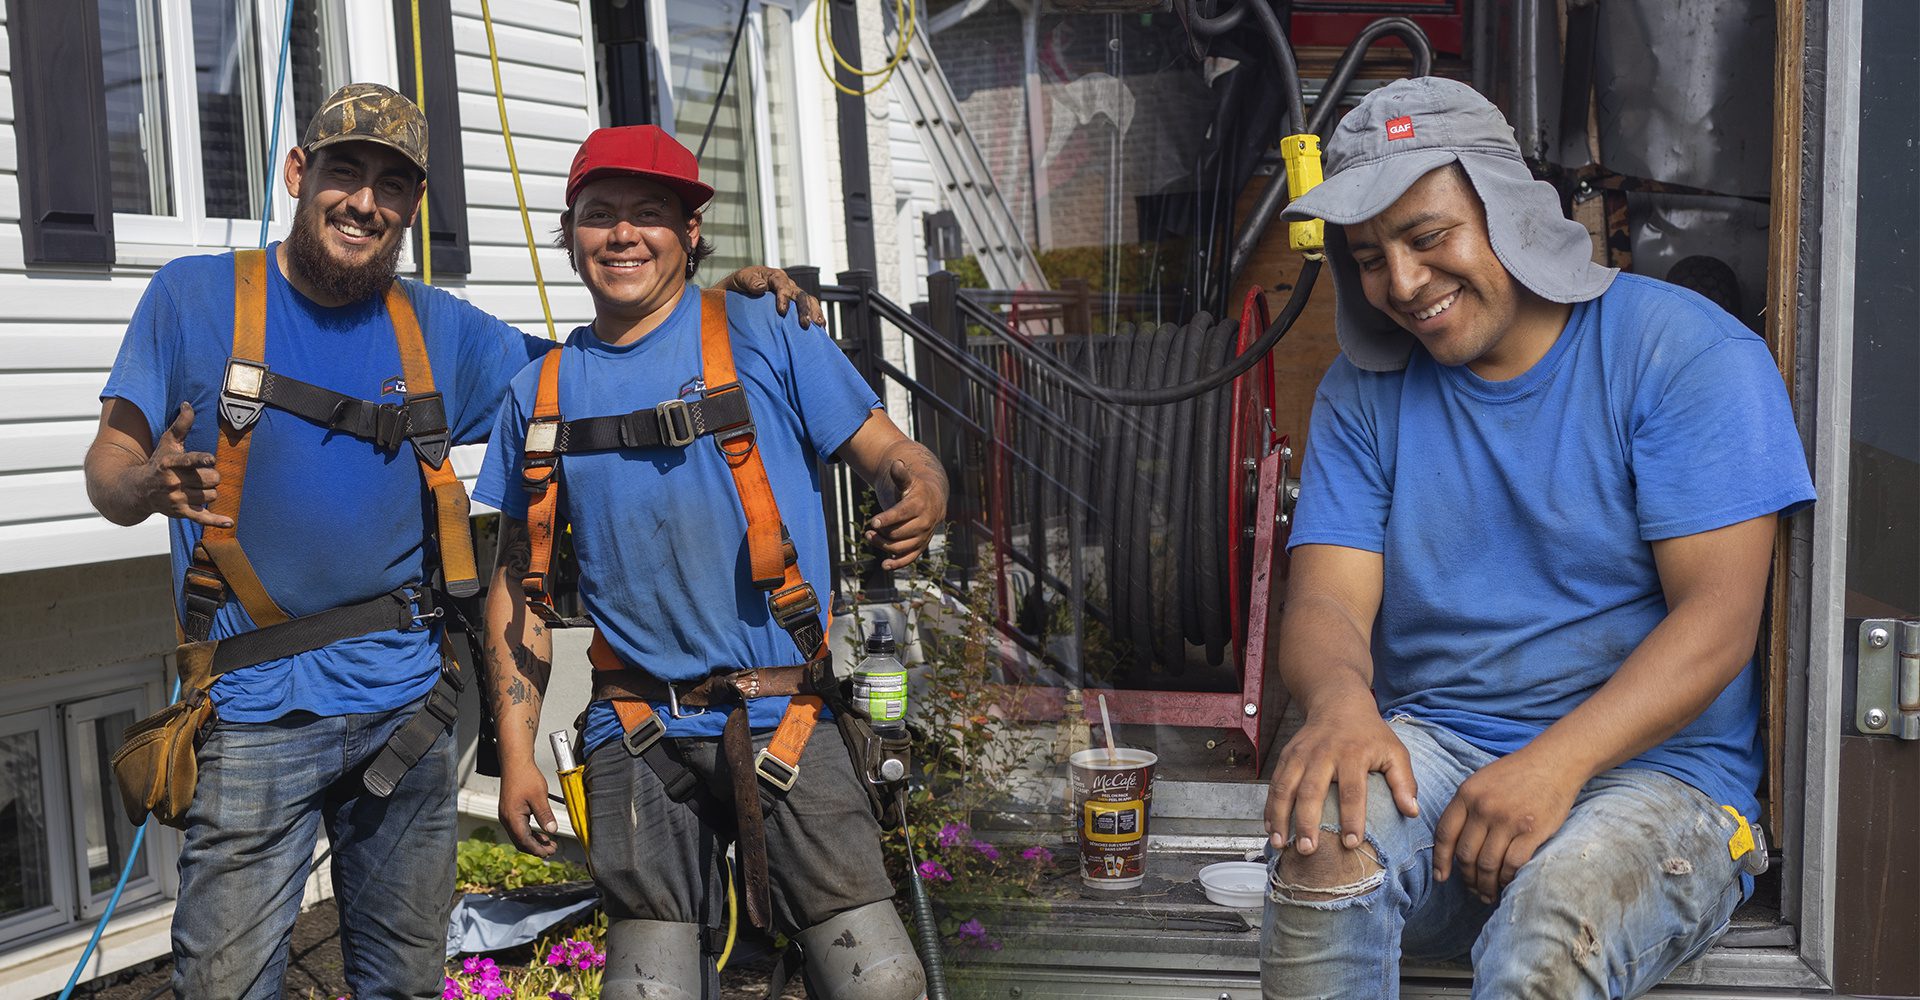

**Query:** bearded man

left=84, top=84, right=820, bottom=1000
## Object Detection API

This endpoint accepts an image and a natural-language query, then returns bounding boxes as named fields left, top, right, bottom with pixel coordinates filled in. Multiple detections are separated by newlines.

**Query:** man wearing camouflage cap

left=86, top=83, right=821, bottom=999
left=1258, top=77, right=1813, bottom=997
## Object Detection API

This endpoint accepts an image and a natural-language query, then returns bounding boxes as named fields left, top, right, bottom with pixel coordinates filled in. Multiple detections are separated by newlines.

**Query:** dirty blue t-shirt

left=472, top=287, right=879, bottom=750
left=101, top=246, right=551, bottom=721
left=1288, top=273, right=1815, bottom=821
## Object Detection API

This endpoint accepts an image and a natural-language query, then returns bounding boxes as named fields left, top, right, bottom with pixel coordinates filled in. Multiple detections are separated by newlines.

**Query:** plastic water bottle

left=851, top=620, right=908, bottom=738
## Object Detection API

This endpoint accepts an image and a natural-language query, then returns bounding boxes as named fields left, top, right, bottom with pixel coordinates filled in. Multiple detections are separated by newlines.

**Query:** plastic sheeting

left=445, top=883, right=600, bottom=958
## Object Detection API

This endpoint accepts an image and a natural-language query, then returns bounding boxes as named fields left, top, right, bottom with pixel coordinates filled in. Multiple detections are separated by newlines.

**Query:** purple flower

left=956, top=918, right=1002, bottom=950
left=936, top=822, right=970, bottom=849
left=442, top=984, right=464, bottom=1000
left=566, top=938, right=605, bottom=970
left=549, top=993, right=574, bottom=1000
left=918, top=859, right=952, bottom=882
left=545, top=943, right=569, bottom=967
left=970, top=840, right=1001, bottom=861
left=1020, top=845, right=1055, bottom=866
left=472, top=979, right=511, bottom=1000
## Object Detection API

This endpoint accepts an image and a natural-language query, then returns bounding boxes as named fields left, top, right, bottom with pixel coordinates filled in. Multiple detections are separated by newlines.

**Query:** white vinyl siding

left=0, top=0, right=594, bottom=575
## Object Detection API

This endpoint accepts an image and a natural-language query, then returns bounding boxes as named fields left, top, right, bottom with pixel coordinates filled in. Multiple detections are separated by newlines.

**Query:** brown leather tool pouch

left=111, top=688, right=215, bottom=830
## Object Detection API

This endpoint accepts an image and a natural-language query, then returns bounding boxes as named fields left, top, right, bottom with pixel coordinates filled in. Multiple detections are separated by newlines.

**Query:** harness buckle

left=621, top=711, right=666, bottom=757
left=371, top=403, right=407, bottom=452
left=219, top=358, right=270, bottom=431
left=525, top=416, right=561, bottom=456
left=655, top=399, right=696, bottom=448
left=753, top=749, right=799, bottom=792
left=769, top=583, right=821, bottom=631
left=404, top=392, right=451, bottom=468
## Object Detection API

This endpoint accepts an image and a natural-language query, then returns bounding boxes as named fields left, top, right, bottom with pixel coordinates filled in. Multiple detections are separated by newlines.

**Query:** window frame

left=105, top=0, right=365, bottom=266
left=60, top=688, right=166, bottom=921
left=644, top=0, right=807, bottom=271
left=0, top=659, right=175, bottom=951
left=0, top=709, right=77, bottom=945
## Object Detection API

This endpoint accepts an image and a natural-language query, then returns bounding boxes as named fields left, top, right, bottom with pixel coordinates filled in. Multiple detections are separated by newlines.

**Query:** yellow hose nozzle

left=1281, top=133, right=1326, bottom=255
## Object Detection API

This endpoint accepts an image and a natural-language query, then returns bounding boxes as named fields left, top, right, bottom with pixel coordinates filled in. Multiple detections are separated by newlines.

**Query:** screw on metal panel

left=1206, top=739, right=1218, bottom=749
left=1869, top=627, right=1891, bottom=648
left=1244, top=702, right=1258, bottom=716
left=1866, top=708, right=1888, bottom=729
left=1009, top=990, right=1022, bottom=999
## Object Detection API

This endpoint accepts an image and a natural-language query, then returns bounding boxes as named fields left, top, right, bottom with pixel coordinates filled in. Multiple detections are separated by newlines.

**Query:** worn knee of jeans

left=1269, top=782, right=1391, bottom=907
left=1269, top=827, right=1388, bottom=907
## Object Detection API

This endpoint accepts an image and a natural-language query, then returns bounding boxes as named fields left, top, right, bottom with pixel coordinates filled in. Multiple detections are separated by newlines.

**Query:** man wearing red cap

left=86, top=81, right=837, bottom=999
left=476, top=125, right=943, bottom=1000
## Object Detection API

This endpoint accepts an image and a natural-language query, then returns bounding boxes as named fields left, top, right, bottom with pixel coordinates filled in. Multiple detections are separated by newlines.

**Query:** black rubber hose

left=1243, top=0, right=1307, bottom=134
left=1099, top=326, right=1138, bottom=650
left=1182, top=0, right=1248, bottom=36
left=1130, top=322, right=1179, bottom=669
left=1195, top=314, right=1235, bottom=665
left=1226, top=16, right=1435, bottom=282
left=981, top=257, right=1322, bottom=407
left=1152, top=316, right=1198, bottom=667
left=898, top=796, right=951, bottom=1000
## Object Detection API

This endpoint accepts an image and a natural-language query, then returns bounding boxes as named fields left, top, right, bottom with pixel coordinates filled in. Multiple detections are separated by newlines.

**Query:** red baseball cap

left=565, top=125, right=715, bottom=213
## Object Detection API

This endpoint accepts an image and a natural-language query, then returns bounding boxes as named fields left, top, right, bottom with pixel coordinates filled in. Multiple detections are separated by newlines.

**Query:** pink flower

left=917, top=860, right=952, bottom=882
left=545, top=943, right=569, bottom=967
left=441, top=978, right=464, bottom=1000
left=472, top=980, right=510, bottom=1000
left=1020, top=845, right=1054, bottom=866
left=971, top=840, right=1001, bottom=861
left=936, top=822, right=970, bottom=849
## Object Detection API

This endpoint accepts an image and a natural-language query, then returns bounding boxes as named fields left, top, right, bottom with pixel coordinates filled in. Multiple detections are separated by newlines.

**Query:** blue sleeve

left=415, top=282, right=556, bottom=446
left=1288, top=360, right=1394, bottom=553
left=471, top=359, right=543, bottom=519
left=99, top=272, right=183, bottom=444
left=733, top=291, right=880, bottom=461
left=1631, top=337, right=1816, bottom=540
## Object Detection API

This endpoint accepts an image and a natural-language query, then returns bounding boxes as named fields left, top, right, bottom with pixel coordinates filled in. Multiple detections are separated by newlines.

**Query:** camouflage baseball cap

left=301, top=83, right=429, bottom=175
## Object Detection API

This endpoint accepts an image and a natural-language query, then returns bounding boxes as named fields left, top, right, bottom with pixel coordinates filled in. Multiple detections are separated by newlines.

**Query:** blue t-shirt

left=1288, top=273, right=1815, bottom=820
left=472, top=287, right=880, bottom=750
left=101, top=246, right=552, bottom=722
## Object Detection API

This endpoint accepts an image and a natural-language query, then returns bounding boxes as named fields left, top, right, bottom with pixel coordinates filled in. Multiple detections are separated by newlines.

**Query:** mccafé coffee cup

left=1069, top=747, right=1157, bottom=889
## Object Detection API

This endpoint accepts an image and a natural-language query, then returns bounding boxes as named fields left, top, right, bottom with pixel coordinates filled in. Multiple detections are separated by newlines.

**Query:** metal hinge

left=1854, top=619, right=1920, bottom=739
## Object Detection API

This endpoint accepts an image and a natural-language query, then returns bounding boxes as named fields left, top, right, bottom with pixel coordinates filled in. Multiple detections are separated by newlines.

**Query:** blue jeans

left=171, top=698, right=457, bottom=1000
left=1262, top=718, right=1745, bottom=1000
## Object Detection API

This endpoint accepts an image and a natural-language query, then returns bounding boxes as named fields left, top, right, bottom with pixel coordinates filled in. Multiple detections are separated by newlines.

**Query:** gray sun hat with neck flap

left=1281, top=76, right=1615, bottom=372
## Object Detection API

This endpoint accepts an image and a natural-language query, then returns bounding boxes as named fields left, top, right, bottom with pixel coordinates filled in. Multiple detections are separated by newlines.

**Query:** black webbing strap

left=221, top=359, right=451, bottom=463
left=361, top=590, right=473, bottom=798
left=199, top=588, right=427, bottom=677
left=541, top=385, right=751, bottom=454
left=362, top=661, right=463, bottom=797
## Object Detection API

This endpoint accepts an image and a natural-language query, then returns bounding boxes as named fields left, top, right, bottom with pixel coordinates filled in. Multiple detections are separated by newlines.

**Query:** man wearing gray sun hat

left=1258, top=77, right=1814, bottom=997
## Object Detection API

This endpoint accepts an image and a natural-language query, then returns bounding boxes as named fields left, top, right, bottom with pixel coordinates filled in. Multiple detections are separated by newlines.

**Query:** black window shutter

left=393, top=0, right=470, bottom=275
left=9, top=1, right=116, bottom=265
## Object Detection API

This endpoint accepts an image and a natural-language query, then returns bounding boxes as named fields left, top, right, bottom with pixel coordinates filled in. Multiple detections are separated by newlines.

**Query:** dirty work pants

left=171, top=697, right=457, bottom=1000
left=584, top=722, right=912, bottom=992
left=1262, top=717, right=1746, bottom=1000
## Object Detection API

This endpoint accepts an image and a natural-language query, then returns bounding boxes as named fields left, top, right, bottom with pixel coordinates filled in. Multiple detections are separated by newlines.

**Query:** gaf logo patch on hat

left=1385, top=115, right=1415, bottom=140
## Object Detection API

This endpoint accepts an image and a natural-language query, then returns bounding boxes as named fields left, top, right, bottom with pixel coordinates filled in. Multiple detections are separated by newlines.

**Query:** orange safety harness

left=517, top=288, right=831, bottom=926
left=173, top=249, right=478, bottom=796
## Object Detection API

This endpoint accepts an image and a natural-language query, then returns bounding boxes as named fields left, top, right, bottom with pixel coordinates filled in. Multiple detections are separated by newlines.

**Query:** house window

left=92, top=0, right=350, bottom=252
left=665, top=1, right=770, bottom=277
left=0, top=678, right=165, bottom=949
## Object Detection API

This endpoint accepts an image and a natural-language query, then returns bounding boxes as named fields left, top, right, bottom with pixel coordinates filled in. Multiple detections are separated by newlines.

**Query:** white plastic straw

left=1098, top=693, right=1117, bottom=764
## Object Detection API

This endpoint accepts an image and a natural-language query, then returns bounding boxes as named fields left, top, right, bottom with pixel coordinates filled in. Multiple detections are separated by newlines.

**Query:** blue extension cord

left=57, top=2, right=296, bottom=995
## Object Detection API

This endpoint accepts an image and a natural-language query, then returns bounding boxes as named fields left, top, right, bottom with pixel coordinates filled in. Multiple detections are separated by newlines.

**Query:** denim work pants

left=1262, top=718, right=1746, bottom=1000
left=171, top=698, right=457, bottom=1000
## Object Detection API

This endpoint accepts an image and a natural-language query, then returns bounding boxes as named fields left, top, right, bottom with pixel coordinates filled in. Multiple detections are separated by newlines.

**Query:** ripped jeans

left=1261, top=718, right=1746, bottom=1000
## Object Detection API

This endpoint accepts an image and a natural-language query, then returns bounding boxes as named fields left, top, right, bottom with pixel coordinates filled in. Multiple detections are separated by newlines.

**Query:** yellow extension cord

left=479, top=0, right=559, bottom=340
left=815, top=0, right=917, bottom=98
left=409, top=0, right=430, bottom=284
